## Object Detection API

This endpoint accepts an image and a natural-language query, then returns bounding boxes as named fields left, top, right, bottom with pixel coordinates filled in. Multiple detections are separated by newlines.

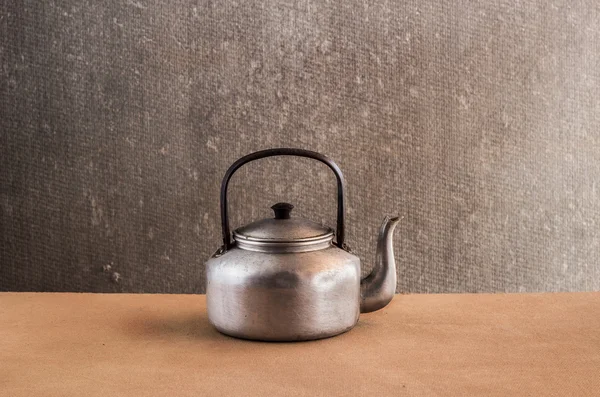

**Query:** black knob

left=271, top=202, right=294, bottom=219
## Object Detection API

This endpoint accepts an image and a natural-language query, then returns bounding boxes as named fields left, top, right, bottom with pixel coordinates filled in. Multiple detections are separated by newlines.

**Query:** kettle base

left=211, top=322, right=357, bottom=342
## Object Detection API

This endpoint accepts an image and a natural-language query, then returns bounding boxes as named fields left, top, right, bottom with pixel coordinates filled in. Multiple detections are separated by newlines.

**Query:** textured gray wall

left=1, top=1, right=599, bottom=293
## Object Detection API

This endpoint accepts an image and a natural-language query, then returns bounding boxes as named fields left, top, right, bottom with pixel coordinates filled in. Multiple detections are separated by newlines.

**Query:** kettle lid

left=232, top=202, right=334, bottom=252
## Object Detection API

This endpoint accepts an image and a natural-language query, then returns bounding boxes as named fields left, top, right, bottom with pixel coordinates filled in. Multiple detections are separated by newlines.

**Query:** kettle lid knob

left=271, top=202, right=294, bottom=219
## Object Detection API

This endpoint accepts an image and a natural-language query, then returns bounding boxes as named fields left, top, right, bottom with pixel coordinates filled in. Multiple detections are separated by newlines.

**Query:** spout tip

left=379, top=215, right=402, bottom=235
left=384, top=215, right=402, bottom=225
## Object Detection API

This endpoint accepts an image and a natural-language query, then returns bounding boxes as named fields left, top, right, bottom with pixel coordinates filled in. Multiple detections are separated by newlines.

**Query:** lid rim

left=232, top=232, right=334, bottom=253
left=232, top=229, right=334, bottom=243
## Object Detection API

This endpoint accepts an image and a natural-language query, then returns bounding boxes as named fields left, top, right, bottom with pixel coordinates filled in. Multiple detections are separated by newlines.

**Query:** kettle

left=205, top=148, right=400, bottom=341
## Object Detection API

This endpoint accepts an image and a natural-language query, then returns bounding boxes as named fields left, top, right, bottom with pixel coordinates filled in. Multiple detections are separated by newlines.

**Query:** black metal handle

left=220, top=148, right=346, bottom=249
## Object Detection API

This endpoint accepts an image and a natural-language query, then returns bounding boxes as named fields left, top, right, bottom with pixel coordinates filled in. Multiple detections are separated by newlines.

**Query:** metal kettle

left=205, top=148, right=400, bottom=341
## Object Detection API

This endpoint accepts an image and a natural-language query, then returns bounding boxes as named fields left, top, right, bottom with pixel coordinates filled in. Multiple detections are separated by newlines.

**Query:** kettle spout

left=360, top=216, right=401, bottom=313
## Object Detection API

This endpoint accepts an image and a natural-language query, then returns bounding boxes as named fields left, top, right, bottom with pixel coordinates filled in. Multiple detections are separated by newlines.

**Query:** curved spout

left=360, top=216, right=401, bottom=313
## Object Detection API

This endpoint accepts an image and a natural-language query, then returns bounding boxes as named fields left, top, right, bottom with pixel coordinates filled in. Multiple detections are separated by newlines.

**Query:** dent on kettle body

left=360, top=216, right=402, bottom=313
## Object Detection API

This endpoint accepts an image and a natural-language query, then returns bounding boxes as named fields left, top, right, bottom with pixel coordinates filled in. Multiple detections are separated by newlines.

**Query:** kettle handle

left=220, top=148, right=346, bottom=249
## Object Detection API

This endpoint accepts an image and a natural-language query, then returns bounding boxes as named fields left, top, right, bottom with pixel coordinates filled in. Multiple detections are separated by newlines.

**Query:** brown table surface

left=1, top=292, right=599, bottom=396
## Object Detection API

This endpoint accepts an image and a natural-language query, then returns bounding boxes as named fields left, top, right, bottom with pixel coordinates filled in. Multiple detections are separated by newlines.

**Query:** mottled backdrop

left=1, top=1, right=599, bottom=293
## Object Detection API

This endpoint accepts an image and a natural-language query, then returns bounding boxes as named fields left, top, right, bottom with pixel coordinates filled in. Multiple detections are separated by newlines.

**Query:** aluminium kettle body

left=205, top=148, right=400, bottom=341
